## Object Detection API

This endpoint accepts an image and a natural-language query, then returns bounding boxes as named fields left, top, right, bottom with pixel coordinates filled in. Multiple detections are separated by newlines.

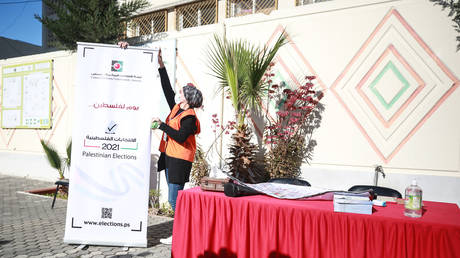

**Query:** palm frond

left=243, top=30, right=288, bottom=111
left=207, top=34, right=245, bottom=123
left=207, top=35, right=229, bottom=87
left=207, top=31, right=287, bottom=125
left=65, top=140, right=72, bottom=168
left=40, top=140, right=63, bottom=178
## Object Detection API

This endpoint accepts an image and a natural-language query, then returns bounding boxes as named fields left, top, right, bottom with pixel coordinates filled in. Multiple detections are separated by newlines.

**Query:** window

left=226, top=0, right=277, bottom=18
left=128, top=10, right=167, bottom=37
left=176, top=0, right=217, bottom=31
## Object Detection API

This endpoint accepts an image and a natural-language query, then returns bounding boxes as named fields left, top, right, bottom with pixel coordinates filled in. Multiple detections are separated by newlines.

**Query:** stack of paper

left=333, top=192, right=373, bottom=215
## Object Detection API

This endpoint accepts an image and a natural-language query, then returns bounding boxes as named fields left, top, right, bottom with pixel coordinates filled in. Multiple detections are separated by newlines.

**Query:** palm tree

left=40, top=140, right=72, bottom=179
left=207, top=31, right=288, bottom=183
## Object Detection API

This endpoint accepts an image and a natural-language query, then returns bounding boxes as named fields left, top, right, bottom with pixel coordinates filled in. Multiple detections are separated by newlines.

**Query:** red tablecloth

left=171, top=187, right=460, bottom=258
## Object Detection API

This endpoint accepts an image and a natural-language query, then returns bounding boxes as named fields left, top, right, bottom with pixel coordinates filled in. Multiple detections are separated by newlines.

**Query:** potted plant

left=40, top=139, right=71, bottom=199
left=206, top=31, right=287, bottom=183
left=264, top=73, right=325, bottom=179
left=40, top=139, right=71, bottom=180
left=190, top=145, right=210, bottom=186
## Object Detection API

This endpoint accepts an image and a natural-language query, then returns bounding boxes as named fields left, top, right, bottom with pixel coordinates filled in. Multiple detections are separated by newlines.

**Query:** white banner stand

left=64, top=42, right=160, bottom=247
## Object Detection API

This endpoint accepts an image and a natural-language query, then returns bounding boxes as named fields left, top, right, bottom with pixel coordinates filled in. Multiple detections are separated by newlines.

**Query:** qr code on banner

left=101, top=208, right=112, bottom=219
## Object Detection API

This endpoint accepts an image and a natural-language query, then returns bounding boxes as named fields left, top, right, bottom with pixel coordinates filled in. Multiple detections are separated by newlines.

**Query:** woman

left=119, top=42, right=202, bottom=245
left=152, top=49, right=203, bottom=215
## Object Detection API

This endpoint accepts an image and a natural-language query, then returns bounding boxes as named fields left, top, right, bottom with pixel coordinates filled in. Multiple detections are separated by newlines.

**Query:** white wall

left=222, top=0, right=460, bottom=205
left=1, top=0, right=459, bottom=205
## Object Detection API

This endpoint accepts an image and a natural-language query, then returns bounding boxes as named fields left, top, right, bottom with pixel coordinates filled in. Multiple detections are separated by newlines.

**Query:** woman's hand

left=158, top=48, right=165, bottom=68
left=151, top=117, right=162, bottom=129
left=118, top=41, right=129, bottom=49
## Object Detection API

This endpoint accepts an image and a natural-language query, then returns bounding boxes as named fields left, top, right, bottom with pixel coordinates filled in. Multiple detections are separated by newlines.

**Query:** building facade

left=1, top=0, right=459, bottom=205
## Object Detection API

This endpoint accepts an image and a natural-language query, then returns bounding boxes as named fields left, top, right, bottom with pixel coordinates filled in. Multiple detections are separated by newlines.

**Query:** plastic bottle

left=404, top=179, right=422, bottom=218
left=151, top=121, right=159, bottom=129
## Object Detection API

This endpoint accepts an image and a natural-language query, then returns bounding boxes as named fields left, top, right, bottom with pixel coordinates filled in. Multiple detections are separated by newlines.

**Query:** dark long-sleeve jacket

left=157, top=67, right=197, bottom=184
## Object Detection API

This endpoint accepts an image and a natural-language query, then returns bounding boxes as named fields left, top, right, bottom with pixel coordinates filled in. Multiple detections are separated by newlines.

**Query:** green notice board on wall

left=1, top=60, right=53, bottom=129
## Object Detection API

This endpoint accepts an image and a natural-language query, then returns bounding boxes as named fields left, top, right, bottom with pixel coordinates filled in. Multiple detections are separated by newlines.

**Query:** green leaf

left=40, top=139, right=63, bottom=179
left=36, top=0, right=149, bottom=50
left=207, top=31, right=287, bottom=126
left=65, top=140, right=72, bottom=169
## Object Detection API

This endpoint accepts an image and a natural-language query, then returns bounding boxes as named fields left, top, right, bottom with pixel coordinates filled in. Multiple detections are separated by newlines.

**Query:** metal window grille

left=226, top=0, right=277, bottom=18
left=296, top=0, right=331, bottom=6
left=121, top=21, right=127, bottom=39
left=127, top=10, right=167, bottom=37
left=176, top=0, right=217, bottom=31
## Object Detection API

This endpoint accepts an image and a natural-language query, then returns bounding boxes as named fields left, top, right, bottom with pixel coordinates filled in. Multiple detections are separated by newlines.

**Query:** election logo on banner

left=111, top=60, right=123, bottom=72
left=105, top=121, right=118, bottom=134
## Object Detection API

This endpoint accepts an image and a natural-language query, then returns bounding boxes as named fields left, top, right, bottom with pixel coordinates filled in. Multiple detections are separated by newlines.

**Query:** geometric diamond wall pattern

left=369, top=61, right=409, bottom=110
left=259, top=25, right=326, bottom=132
left=269, top=25, right=327, bottom=92
left=331, top=8, right=459, bottom=163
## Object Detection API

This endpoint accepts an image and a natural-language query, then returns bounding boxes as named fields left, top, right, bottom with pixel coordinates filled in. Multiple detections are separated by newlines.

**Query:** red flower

left=289, top=118, right=299, bottom=124
left=276, top=111, right=289, bottom=117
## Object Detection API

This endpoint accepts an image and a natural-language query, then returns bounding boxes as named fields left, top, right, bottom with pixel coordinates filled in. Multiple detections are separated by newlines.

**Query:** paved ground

left=0, top=174, right=174, bottom=258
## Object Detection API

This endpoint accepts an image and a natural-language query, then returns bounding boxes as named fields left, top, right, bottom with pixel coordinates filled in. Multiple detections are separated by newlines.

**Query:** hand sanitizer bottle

left=404, top=179, right=422, bottom=218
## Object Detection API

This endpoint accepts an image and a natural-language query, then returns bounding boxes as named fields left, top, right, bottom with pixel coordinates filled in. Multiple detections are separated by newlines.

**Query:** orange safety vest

left=159, top=104, right=200, bottom=162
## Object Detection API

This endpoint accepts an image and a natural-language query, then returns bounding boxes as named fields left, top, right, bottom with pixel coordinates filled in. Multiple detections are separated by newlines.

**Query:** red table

left=171, top=187, right=460, bottom=258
